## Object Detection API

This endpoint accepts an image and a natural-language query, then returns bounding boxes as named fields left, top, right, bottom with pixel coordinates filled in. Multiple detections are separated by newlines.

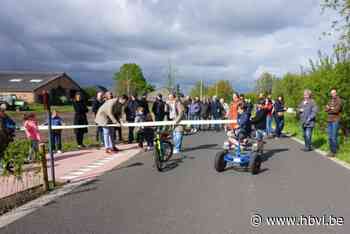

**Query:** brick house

left=0, top=72, right=82, bottom=103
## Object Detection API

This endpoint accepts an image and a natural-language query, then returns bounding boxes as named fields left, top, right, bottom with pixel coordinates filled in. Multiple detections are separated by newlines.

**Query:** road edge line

left=290, top=137, right=350, bottom=171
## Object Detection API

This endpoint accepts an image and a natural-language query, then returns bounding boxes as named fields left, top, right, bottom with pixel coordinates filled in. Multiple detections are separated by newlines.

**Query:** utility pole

left=126, top=69, right=130, bottom=96
left=200, top=80, right=203, bottom=100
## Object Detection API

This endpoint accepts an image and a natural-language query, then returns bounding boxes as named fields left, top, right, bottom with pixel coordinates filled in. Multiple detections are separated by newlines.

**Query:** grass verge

left=284, top=114, right=350, bottom=164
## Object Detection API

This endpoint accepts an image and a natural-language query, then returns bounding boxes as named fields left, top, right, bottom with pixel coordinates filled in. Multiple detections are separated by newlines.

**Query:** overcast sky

left=0, top=0, right=338, bottom=92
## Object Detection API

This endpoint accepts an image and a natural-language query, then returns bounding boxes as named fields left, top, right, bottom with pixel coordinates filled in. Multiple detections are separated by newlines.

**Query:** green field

left=284, top=114, right=350, bottom=164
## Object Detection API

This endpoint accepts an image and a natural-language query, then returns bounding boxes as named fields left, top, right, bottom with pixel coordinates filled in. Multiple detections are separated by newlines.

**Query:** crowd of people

left=0, top=87, right=344, bottom=170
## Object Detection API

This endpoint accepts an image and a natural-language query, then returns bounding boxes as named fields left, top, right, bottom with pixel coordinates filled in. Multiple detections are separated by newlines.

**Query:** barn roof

left=0, top=72, right=78, bottom=92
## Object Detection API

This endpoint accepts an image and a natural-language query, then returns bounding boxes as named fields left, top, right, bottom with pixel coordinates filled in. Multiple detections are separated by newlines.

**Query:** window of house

left=9, top=79, right=22, bottom=82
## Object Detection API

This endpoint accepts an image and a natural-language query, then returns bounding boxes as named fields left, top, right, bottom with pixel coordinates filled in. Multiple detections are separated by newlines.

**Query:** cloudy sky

left=0, top=0, right=339, bottom=92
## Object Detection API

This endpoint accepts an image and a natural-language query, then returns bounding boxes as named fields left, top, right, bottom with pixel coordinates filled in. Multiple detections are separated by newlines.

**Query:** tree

left=322, top=0, right=350, bottom=55
left=83, top=86, right=98, bottom=100
left=207, top=80, right=234, bottom=102
left=190, top=81, right=208, bottom=99
left=114, top=63, right=154, bottom=96
left=255, top=72, right=274, bottom=95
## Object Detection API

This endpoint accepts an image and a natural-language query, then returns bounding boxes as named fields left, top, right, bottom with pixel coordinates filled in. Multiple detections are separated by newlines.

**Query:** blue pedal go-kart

left=214, top=131, right=264, bottom=175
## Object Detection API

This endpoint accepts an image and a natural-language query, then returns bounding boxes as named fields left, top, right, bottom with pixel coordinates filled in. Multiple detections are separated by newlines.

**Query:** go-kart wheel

left=249, top=152, right=262, bottom=175
left=214, top=150, right=227, bottom=172
left=162, top=141, right=173, bottom=162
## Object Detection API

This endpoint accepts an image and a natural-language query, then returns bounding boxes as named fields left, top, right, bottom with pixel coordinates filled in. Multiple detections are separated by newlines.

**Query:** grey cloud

left=0, top=0, right=337, bottom=92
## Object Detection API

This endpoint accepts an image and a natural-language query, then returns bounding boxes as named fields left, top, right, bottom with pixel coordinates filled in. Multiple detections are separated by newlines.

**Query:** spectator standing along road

left=264, top=95, right=274, bottom=137
left=168, top=94, right=185, bottom=154
left=46, top=110, right=64, bottom=154
left=72, top=92, right=89, bottom=148
left=125, top=95, right=139, bottom=144
left=0, top=104, right=16, bottom=171
left=152, top=94, right=166, bottom=131
left=298, top=90, right=318, bottom=152
left=23, top=113, right=41, bottom=162
left=200, top=98, right=211, bottom=130
left=92, top=92, right=105, bottom=146
left=274, top=95, right=287, bottom=138
left=229, top=93, right=240, bottom=130
left=210, top=96, right=223, bottom=132
left=325, top=89, right=342, bottom=157
left=189, top=97, right=201, bottom=132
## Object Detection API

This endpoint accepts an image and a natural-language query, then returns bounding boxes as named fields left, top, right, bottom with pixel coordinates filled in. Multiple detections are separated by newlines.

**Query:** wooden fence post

left=39, top=143, right=49, bottom=192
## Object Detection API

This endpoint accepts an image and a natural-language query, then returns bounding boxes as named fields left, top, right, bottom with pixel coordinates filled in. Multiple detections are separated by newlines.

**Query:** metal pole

left=200, top=80, right=203, bottom=100
left=43, top=91, right=55, bottom=187
left=47, top=106, right=56, bottom=187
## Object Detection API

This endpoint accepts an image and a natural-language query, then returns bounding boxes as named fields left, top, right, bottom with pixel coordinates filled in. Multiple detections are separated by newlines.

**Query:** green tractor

left=0, top=94, right=29, bottom=111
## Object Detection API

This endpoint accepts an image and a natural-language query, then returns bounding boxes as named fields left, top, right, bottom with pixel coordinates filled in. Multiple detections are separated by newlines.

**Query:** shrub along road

left=1, top=131, right=350, bottom=234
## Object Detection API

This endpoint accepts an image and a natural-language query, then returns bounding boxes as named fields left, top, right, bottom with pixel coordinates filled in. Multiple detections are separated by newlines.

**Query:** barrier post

left=43, top=91, right=56, bottom=187
left=39, top=143, right=49, bottom=191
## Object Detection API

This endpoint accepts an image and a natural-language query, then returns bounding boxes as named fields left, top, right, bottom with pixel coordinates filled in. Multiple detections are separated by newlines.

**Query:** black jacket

left=138, top=98, right=150, bottom=115
left=92, top=98, right=104, bottom=114
left=125, top=100, right=139, bottom=122
left=251, top=108, right=267, bottom=130
left=72, top=100, right=89, bottom=133
left=152, top=100, right=165, bottom=120
left=200, top=102, right=210, bottom=118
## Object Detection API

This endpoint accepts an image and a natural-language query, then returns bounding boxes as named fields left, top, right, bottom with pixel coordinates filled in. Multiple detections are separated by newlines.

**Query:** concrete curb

left=291, top=137, right=350, bottom=171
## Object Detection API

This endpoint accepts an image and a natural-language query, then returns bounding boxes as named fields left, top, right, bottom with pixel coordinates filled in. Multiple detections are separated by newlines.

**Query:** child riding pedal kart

left=214, top=102, right=266, bottom=174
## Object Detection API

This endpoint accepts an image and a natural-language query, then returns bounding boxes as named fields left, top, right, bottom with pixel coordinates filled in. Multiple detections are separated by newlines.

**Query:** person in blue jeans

left=274, top=95, right=287, bottom=138
left=298, top=90, right=318, bottom=152
left=167, top=94, right=185, bottom=155
left=45, top=110, right=64, bottom=154
left=325, top=89, right=342, bottom=157
left=189, top=97, right=201, bottom=132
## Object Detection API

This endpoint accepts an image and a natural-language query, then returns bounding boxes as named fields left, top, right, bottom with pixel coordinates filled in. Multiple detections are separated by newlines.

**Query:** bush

left=1, top=140, right=41, bottom=176
left=271, top=56, right=350, bottom=135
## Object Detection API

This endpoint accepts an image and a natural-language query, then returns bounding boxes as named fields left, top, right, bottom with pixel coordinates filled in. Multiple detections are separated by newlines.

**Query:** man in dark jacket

left=210, top=96, right=223, bottom=131
left=138, top=93, right=150, bottom=115
left=92, top=92, right=105, bottom=145
left=298, top=90, right=318, bottom=151
left=200, top=98, right=210, bottom=130
left=152, top=94, right=165, bottom=122
left=125, top=95, right=139, bottom=143
left=273, top=95, right=286, bottom=138
left=0, top=104, right=16, bottom=171
left=325, top=89, right=342, bottom=157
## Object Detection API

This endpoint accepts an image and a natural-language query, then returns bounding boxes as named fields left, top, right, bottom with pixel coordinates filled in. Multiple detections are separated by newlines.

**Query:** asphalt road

left=1, top=131, right=350, bottom=234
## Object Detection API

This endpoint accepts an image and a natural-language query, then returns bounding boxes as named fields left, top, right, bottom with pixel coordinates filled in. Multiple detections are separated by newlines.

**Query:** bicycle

left=154, top=130, right=173, bottom=171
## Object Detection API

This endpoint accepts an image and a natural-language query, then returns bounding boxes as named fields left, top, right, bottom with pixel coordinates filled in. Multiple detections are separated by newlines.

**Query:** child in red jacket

left=24, top=113, right=41, bottom=162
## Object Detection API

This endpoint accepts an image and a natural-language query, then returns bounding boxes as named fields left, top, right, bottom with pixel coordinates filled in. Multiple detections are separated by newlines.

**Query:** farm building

left=0, top=72, right=82, bottom=104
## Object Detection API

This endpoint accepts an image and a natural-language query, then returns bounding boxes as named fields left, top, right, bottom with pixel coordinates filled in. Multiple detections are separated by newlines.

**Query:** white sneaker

left=57, top=150, right=62, bottom=154
left=173, top=149, right=180, bottom=154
